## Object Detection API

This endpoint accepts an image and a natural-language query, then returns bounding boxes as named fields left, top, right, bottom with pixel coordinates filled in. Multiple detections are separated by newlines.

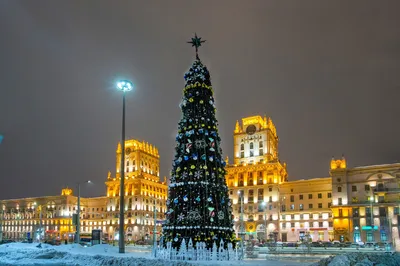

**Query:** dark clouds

left=0, top=0, right=399, bottom=199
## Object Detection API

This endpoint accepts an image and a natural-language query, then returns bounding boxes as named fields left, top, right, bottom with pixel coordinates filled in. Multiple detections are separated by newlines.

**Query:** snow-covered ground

left=0, top=243, right=314, bottom=266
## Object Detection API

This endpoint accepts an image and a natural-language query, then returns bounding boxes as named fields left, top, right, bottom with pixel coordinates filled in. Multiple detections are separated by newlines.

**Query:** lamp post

left=152, top=198, right=158, bottom=257
left=0, top=207, right=3, bottom=242
left=33, top=202, right=45, bottom=242
left=262, top=201, right=267, bottom=242
left=369, top=185, right=376, bottom=242
left=75, top=180, right=92, bottom=244
left=117, top=80, right=133, bottom=254
left=238, top=191, right=245, bottom=259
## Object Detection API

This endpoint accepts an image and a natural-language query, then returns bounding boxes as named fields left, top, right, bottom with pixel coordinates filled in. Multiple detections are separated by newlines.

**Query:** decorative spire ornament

left=187, top=33, right=206, bottom=60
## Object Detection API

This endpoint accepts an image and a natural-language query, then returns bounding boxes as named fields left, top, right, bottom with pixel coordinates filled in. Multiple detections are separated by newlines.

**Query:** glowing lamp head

left=117, top=80, right=133, bottom=92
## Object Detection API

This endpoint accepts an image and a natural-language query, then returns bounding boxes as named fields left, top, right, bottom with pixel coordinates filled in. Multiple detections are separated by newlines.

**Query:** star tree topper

left=187, top=33, right=206, bottom=60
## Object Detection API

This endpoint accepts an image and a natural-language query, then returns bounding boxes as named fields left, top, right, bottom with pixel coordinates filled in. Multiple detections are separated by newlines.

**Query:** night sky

left=1, top=1, right=399, bottom=200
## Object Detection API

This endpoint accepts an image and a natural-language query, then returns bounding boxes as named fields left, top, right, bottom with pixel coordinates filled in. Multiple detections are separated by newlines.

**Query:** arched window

left=240, top=144, right=244, bottom=150
left=250, top=142, right=254, bottom=149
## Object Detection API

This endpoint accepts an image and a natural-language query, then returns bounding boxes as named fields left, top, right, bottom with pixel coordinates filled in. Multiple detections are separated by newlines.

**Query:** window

left=259, top=141, right=263, bottom=148
left=290, top=195, right=294, bottom=202
left=299, top=195, right=303, bottom=200
left=268, top=187, right=272, bottom=192
left=250, top=151, right=254, bottom=157
left=290, top=204, right=295, bottom=210
left=258, top=189, right=264, bottom=201
left=299, top=204, right=303, bottom=211
left=354, top=231, right=360, bottom=242
left=282, top=223, right=286, bottom=229
left=269, top=205, right=272, bottom=210
left=281, top=205, right=286, bottom=212
left=328, top=202, right=332, bottom=208
left=282, top=214, right=286, bottom=220
left=352, top=185, right=357, bottom=192
left=338, top=198, right=342, bottom=205
left=309, top=204, right=313, bottom=209
left=329, top=221, right=333, bottom=227
left=291, top=223, right=295, bottom=228
left=366, top=232, right=373, bottom=242
left=308, top=194, right=312, bottom=199
left=338, top=187, right=342, bottom=192
left=381, top=232, right=387, bottom=241
left=300, top=214, right=304, bottom=219
left=365, top=184, right=370, bottom=191
left=353, top=219, right=360, bottom=227
left=318, top=193, right=322, bottom=199
left=394, top=207, right=399, bottom=215
left=240, top=152, right=244, bottom=158
left=291, top=214, right=294, bottom=219
left=248, top=189, right=254, bottom=203
left=339, top=209, right=343, bottom=217
left=250, top=142, right=254, bottom=149
left=229, top=190, right=233, bottom=195
left=319, top=222, right=323, bottom=228
left=269, top=196, right=272, bottom=202
left=318, top=203, right=322, bottom=209
left=240, top=144, right=244, bottom=150
left=259, top=149, right=264, bottom=156
left=327, top=193, right=332, bottom=198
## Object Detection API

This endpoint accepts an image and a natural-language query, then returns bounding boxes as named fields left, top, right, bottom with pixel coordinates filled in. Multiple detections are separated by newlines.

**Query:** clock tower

left=233, top=115, right=279, bottom=165
left=225, top=115, right=287, bottom=241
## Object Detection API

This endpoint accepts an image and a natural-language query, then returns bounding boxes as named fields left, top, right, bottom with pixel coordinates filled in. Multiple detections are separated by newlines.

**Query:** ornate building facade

left=225, top=116, right=288, bottom=240
left=330, top=159, right=400, bottom=248
left=0, top=139, right=167, bottom=243
left=104, top=139, right=167, bottom=242
left=225, top=115, right=400, bottom=249
left=0, top=188, right=106, bottom=242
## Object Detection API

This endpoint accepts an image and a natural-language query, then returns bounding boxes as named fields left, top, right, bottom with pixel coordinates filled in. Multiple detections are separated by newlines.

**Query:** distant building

left=330, top=160, right=400, bottom=247
left=105, top=140, right=167, bottom=242
left=0, top=139, right=167, bottom=244
left=226, top=115, right=400, bottom=250
left=0, top=189, right=106, bottom=242
left=225, top=115, right=288, bottom=241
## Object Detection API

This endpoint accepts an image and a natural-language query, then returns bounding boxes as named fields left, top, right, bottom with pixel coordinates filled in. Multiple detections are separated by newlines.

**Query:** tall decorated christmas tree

left=162, top=35, right=235, bottom=252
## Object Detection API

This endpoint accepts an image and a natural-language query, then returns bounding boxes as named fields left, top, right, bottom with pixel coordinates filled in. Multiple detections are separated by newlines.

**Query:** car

left=44, top=239, right=61, bottom=246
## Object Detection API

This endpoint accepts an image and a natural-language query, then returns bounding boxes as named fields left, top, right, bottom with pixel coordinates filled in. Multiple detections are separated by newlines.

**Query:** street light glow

left=117, top=80, right=133, bottom=92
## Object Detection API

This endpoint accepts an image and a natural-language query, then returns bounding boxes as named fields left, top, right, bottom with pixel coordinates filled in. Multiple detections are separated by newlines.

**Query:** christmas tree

left=162, top=34, right=235, bottom=251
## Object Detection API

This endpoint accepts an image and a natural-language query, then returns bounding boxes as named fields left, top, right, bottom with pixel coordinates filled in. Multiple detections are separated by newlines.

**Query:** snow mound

left=312, top=253, right=400, bottom=266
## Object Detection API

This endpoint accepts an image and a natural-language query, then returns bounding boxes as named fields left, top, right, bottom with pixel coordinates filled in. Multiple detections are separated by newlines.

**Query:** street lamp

left=152, top=198, right=158, bottom=257
left=369, top=184, right=376, bottom=242
left=238, top=191, right=245, bottom=259
left=262, top=201, right=267, bottom=241
left=75, top=180, right=92, bottom=244
left=0, top=206, right=4, bottom=242
left=33, top=202, right=46, bottom=242
left=117, top=80, right=133, bottom=254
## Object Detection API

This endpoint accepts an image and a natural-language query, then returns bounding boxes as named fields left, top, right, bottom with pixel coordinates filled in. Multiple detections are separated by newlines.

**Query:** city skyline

left=1, top=1, right=400, bottom=199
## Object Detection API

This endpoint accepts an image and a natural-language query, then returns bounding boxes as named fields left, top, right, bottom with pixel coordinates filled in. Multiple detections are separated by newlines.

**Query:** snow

left=0, top=243, right=313, bottom=266
left=311, top=252, right=400, bottom=266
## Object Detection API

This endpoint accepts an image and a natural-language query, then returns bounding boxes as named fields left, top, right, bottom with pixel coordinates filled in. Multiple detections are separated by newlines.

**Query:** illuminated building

left=0, top=139, right=167, bottom=243
left=330, top=159, right=400, bottom=248
left=225, top=115, right=288, bottom=240
left=104, top=139, right=167, bottom=242
left=0, top=189, right=106, bottom=242
left=279, top=178, right=333, bottom=242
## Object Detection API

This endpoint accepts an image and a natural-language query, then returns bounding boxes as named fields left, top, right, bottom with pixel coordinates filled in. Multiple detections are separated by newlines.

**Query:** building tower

left=105, top=139, right=167, bottom=242
left=226, top=115, right=288, bottom=241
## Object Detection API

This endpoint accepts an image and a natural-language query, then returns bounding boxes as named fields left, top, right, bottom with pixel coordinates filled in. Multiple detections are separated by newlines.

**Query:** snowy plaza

left=0, top=242, right=314, bottom=266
